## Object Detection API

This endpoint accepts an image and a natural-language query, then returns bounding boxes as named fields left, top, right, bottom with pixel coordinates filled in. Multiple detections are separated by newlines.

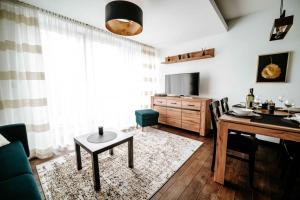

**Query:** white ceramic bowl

left=232, top=108, right=253, bottom=116
left=295, top=113, right=300, bottom=118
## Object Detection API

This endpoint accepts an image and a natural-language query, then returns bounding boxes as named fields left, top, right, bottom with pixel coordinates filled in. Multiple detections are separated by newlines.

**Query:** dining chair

left=209, top=100, right=258, bottom=186
left=220, top=97, right=257, bottom=136
left=280, top=140, right=300, bottom=199
left=220, top=97, right=229, bottom=114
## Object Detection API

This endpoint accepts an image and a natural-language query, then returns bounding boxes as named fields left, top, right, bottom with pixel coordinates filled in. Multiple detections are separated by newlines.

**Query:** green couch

left=0, top=124, right=41, bottom=200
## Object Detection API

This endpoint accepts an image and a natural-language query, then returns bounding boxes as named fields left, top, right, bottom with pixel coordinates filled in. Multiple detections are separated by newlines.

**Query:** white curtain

left=0, top=1, right=159, bottom=156
left=0, top=1, right=52, bottom=158
left=38, top=12, right=159, bottom=148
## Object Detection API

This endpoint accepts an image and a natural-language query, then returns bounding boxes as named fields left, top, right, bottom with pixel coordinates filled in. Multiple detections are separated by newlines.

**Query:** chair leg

left=142, top=127, right=144, bottom=132
left=282, top=160, right=297, bottom=200
left=136, top=123, right=139, bottom=129
left=248, top=153, right=255, bottom=187
left=211, top=142, right=216, bottom=172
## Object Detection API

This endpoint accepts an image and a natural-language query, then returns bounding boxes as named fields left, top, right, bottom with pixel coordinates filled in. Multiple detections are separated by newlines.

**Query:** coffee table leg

left=75, top=143, right=82, bottom=170
left=109, top=148, right=114, bottom=156
left=128, top=138, right=134, bottom=168
left=92, top=153, right=100, bottom=191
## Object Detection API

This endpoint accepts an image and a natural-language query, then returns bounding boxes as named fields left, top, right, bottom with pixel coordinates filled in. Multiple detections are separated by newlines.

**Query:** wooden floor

left=30, top=125, right=291, bottom=200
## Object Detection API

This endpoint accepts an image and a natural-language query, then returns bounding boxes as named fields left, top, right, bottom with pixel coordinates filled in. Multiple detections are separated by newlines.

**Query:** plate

left=227, top=110, right=260, bottom=118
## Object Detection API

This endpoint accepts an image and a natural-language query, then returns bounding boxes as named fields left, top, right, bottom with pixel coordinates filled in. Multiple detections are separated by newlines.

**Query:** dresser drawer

left=167, top=107, right=181, bottom=119
left=182, top=110, right=200, bottom=124
left=182, top=122, right=200, bottom=132
left=154, top=98, right=166, bottom=106
left=167, top=118, right=181, bottom=128
left=182, top=100, right=201, bottom=110
left=153, top=106, right=167, bottom=117
left=159, top=117, right=167, bottom=124
left=167, top=99, right=181, bottom=108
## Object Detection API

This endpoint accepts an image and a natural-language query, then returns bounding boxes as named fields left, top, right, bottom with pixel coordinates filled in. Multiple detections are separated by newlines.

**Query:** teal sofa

left=0, top=124, right=41, bottom=200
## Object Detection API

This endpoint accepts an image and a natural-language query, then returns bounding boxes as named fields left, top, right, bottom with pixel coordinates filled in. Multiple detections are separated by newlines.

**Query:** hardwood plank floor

left=30, top=125, right=290, bottom=200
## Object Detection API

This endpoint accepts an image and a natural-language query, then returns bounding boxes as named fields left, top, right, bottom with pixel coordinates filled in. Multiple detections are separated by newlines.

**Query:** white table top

left=74, top=129, right=133, bottom=153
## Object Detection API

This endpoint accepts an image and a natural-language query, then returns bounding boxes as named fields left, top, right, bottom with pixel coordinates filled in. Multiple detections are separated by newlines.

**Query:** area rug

left=37, top=127, right=202, bottom=200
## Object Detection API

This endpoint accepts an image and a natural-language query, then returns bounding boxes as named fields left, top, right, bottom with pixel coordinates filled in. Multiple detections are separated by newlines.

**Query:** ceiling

left=215, top=0, right=275, bottom=20
left=21, top=0, right=228, bottom=48
left=20, top=0, right=274, bottom=48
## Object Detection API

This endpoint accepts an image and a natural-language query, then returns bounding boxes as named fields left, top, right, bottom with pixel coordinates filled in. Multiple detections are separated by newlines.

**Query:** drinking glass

left=278, top=96, right=285, bottom=108
left=254, top=96, right=261, bottom=109
left=284, top=99, right=295, bottom=115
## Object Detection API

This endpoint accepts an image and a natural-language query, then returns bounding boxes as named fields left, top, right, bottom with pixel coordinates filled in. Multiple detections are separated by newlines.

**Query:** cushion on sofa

left=0, top=133, right=10, bottom=147
left=0, top=174, right=41, bottom=200
left=0, top=141, right=32, bottom=181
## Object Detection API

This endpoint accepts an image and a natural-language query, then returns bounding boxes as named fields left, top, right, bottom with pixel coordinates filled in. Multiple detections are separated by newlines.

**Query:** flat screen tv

left=165, top=72, right=200, bottom=96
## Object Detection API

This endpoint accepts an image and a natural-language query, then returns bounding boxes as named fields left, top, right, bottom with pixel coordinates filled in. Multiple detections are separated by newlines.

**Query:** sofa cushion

left=0, top=174, right=41, bottom=200
left=0, top=141, right=32, bottom=181
left=0, top=133, right=10, bottom=147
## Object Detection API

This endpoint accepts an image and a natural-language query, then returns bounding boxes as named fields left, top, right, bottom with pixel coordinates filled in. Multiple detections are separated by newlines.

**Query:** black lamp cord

left=280, top=0, right=285, bottom=17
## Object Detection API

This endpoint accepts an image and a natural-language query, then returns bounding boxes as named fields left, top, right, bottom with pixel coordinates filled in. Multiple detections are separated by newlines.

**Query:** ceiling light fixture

left=270, top=0, right=294, bottom=41
left=105, top=1, right=143, bottom=36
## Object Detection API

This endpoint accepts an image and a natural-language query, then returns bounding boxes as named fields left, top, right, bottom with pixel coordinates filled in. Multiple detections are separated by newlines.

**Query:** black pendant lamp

left=105, top=1, right=143, bottom=36
left=270, top=0, right=294, bottom=41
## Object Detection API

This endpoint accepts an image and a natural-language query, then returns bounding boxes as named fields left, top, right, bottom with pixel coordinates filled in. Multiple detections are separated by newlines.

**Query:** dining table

left=214, top=112, right=300, bottom=185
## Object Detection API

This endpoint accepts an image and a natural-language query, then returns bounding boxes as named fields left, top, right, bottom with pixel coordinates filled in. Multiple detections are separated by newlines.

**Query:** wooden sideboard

left=151, top=96, right=212, bottom=136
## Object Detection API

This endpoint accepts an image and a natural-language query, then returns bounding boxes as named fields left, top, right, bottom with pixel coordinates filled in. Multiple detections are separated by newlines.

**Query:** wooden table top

left=220, top=114, right=300, bottom=133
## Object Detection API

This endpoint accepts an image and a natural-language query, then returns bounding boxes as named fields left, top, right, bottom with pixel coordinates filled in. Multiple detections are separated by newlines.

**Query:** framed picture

left=256, top=52, right=290, bottom=82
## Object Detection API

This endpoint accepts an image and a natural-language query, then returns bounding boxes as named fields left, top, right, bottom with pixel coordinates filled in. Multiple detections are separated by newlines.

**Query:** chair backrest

left=209, top=101, right=221, bottom=139
left=220, top=97, right=229, bottom=114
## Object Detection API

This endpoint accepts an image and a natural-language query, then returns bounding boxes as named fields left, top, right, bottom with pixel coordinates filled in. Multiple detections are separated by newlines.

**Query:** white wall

left=159, top=0, right=300, bottom=106
left=158, top=0, right=300, bottom=142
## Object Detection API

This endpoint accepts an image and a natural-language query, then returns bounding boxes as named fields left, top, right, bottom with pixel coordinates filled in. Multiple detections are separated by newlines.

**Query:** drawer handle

left=171, top=103, right=177, bottom=104
left=188, top=104, right=195, bottom=106
left=157, top=101, right=162, bottom=103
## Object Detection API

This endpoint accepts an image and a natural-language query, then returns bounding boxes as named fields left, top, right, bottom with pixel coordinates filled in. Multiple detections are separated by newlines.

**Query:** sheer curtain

left=0, top=1, right=52, bottom=158
left=0, top=1, right=158, bottom=156
left=39, top=12, right=159, bottom=148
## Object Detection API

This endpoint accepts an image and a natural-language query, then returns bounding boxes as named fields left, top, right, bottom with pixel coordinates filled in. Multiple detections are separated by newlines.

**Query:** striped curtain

left=140, top=46, right=159, bottom=108
left=0, top=1, right=52, bottom=158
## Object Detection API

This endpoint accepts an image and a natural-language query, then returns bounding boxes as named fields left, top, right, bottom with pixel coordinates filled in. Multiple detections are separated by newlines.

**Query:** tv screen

left=165, top=72, right=199, bottom=96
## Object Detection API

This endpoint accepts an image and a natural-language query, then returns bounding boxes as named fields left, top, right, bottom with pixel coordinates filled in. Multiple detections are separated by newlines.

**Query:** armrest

left=0, top=124, right=30, bottom=157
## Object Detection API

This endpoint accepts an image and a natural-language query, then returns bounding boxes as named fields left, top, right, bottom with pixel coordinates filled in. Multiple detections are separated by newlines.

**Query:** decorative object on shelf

left=202, top=48, right=206, bottom=56
left=105, top=1, right=143, bottom=36
left=256, top=52, right=290, bottom=82
left=270, top=0, right=294, bottom=41
left=161, top=48, right=214, bottom=64
left=87, top=126, right=117, bottom=143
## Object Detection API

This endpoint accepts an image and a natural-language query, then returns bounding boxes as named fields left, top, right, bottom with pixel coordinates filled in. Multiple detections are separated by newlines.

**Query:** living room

left=0, top=0, right=300, bottom=199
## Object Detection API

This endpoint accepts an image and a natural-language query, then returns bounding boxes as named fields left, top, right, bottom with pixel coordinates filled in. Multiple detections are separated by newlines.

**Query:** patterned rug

left=37, top=127, right=202, bottom=200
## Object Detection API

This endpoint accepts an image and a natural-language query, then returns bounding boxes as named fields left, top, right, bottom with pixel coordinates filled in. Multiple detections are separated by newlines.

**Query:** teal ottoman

left=135, top=109, right=159, bottom=130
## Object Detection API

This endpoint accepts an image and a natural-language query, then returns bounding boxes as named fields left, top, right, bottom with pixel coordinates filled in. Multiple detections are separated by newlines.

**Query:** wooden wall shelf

left=161, top=48, right=214, bottom=64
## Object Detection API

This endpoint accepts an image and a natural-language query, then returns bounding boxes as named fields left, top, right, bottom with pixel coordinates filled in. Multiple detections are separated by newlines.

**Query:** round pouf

left=87, top=131, right=117, bottom=143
